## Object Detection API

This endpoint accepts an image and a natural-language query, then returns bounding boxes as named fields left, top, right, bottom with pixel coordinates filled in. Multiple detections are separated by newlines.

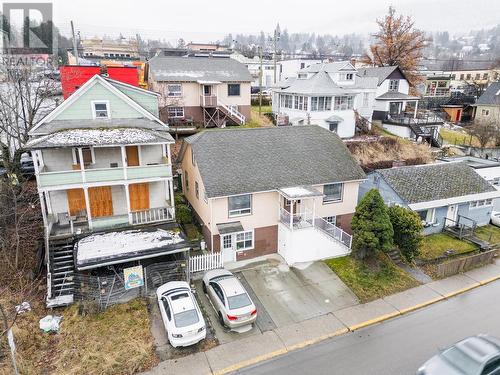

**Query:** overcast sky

left=42, top=0, right=500, bottom=42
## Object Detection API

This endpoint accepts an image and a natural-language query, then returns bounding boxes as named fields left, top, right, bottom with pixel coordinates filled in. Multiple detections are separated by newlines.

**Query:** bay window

left=311, top=96, right=332, bottom=111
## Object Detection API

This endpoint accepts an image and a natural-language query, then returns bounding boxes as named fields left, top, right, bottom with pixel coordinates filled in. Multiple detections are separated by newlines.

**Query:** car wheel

left=202, top=282, right=207, bottom=293
left=218, top=311, right=225, bottom=327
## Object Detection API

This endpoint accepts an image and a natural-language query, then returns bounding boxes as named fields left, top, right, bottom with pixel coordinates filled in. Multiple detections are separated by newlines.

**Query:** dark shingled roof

left=184, top=126, right=365, bottom=198
left=476, top=82, right=500, bottom=106
left=357, top=66, right=403, bottom=85
left=378, top=162, right=496, bottom=204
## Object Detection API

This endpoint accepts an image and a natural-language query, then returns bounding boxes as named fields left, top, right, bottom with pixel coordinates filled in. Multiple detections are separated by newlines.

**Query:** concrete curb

left=212, top=275, right=500, bottom=374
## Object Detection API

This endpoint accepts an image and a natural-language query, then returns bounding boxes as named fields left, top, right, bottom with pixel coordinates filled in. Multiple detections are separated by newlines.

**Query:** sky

left=14, top=0, right=500, bottom=43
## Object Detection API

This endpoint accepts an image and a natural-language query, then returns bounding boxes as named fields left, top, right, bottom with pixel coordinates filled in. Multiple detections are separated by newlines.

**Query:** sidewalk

left=143, top=260, right=500, bottom=375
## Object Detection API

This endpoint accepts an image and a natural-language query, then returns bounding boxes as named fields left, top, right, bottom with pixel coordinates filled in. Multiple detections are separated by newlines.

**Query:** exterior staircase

left=386, top=249, right=403, bottom=265
left=218, top=102, right=246, bottom=125
left=46, top=236, right=76, bottom=307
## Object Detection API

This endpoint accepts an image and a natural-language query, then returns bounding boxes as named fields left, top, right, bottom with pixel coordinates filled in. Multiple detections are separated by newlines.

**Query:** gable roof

left=182, top=125, right=365, bottom=198
left=476, top=82, right=500, bottom=106
left=280, top=71, right=345, bottom=95
left=30, top=74, right=167, bottom=136
left=356, top=66, right=407, bottom=86
left=377, top=162, right=496, bottom=205
left=301, top=61, right=355, bottom=73
left=148, top=56, right=252, bottom=82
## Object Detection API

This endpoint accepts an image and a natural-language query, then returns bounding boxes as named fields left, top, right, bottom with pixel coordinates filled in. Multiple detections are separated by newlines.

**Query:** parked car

left=491, top=211, right=500, bottom=227
left=202, top=269, right=257, bottom=329
left=156, top=281, right=206, bottom=348
left=416, top=334, right=500, bottom=375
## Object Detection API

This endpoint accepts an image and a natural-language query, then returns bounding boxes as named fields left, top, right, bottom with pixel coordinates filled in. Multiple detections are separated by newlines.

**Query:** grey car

left=417, top=335, right=500, bottom=375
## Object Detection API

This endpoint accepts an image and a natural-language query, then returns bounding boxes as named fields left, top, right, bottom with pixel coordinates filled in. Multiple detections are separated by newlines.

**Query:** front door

left=445, top=204, right=458, bottom=226
left=88, top=186, right=113, bottom=218
left=203, top=85, right=212, bottom=96
left=126, top=146, right=139, bottom=167
left=67, top=188, right=86, bottom=216
left=129, top=183, right=150, bottom=211
left=221, top=234, right=235, bottom=262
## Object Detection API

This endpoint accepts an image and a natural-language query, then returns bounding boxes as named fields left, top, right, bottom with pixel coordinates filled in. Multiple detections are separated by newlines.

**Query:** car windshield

left=441, top=347, right=482, bottom=374
left=227, top=293, right=252, bottom=310
left=173, top=309, right=199, bottom=328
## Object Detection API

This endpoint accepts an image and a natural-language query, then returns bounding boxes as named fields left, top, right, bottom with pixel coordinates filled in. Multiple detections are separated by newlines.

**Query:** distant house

left=231, top=52, right=276, bottom=88
left=147, top=56, right=252, bottom=127
left=358, top=66, right=443, bottom=146
left=472, top=81, right=500, bottom=123
left=27, top=74, right=187, bottom=307
left=359, top=162, right=500, bottom=235
left=179, top=126, right=366, bottom=265
left=278, top=58, right=328, bottom=81
left=271, top=61, right=379, bottom=138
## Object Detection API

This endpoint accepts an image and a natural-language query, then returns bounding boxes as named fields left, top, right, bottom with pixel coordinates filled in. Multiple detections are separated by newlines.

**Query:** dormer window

left=389, top=80, right=399, bottom=92
left=297, top=73, right=307, bottom=79
left=92, top=101, right=109, bottom=119
left=340, top=73, right=354, bottom=81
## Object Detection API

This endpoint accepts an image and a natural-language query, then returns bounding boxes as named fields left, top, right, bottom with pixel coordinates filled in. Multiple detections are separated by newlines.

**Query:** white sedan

left=156, top=281, right=206, bottom=348
left=202, top=269, right=257, bottom=330
left=491, top=211, right=500, bottom=227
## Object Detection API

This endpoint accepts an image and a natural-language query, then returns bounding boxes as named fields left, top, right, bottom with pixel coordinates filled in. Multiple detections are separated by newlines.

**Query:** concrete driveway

left=235, top=258, right=359, bottom=328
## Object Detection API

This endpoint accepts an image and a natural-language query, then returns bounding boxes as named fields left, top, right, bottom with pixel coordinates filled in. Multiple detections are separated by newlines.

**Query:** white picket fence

left=189, top=252, right=223, bottom=274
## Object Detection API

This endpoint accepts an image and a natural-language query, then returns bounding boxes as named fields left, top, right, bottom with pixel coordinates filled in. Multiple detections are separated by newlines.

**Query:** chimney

left=350, top=58, right=356, bottom=67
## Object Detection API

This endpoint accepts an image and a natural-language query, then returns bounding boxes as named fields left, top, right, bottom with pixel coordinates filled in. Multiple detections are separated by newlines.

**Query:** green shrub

left=388, top=205, right=423, bottom=262
left=175, top=204, right=192, bottom=224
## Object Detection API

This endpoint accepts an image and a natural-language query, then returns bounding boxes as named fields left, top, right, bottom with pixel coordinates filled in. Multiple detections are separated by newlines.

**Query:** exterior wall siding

left=236, top=225, right=278, bottom=261
left=114, top=86, right=159, bottom=116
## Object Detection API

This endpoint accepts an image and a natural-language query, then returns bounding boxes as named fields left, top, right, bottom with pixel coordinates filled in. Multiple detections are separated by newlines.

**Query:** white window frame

left=324, top=216, right=337, bottom=225
left=167, top=84, right=182, bottom=97
left=235, top=230, right=254, bottom=251
left=91, top=100, right=111, bottom=119
left=222, top=234, right=232, bottom=250
left=389, top=80, right=399, bottom=92
left=167, top=106, right=184, bottom=118
left=470, top=199, right=493, bottom=209
left=323, top=183, right=343, bottom=203
left=362, top=92, right=369, bottom=107
left=418, top=208, right=435, bottom=224
left=228, top=194, right=252, bottom=217
left=334, top=96, right=354, bottom=111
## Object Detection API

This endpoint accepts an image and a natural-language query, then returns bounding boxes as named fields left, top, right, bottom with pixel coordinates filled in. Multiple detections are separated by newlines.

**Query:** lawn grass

left=475, top=225, right=500, bottom=245
left=439, top=128, right=481, bottom=147
left=419, top=233, right=478, bottom=261
left=244, top=105, right=274, bottom=128
left=325, top=253, right=419, bottom=303
left=5, top=298, right=157, bottom=375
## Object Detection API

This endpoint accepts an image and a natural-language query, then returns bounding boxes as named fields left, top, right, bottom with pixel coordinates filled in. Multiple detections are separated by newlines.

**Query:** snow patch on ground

left=76, top=229, right=183, bottom=264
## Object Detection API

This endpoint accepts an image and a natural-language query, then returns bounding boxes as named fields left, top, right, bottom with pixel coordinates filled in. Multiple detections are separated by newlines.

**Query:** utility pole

left=70, top=20, right=79, bottom=65
left=272, top=26, right=280, bottom=84
left=259, top=46, right=263, bottom=116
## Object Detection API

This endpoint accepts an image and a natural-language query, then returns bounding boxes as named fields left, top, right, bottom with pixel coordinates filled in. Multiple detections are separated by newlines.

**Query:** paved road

left=236, top=280, right=500, bottom=375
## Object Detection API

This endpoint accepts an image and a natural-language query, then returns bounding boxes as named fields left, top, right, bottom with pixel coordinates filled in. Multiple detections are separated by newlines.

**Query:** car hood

left=420, top=355, right=464, bottom=375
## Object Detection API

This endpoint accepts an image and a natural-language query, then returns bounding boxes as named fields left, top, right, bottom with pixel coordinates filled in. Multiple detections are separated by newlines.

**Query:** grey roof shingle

left=148, top=56, right=252, bottom=82
left=376, top=92, right=420, bottom=100
left=280, top=71, right=344, bottom=95
left=476, top=82, right=500, bottom=106
left=184, top=126, right=366, bottom=198
left=377, top=162, right=496, bottom=204
left=356, top=66, right=401, bottom=85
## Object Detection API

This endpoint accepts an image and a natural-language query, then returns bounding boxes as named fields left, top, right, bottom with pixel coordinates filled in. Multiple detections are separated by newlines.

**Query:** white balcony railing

left=130, top=206, right=174, bottom=225
left=279, top=207, right=314, bottom=229
left=314, top=217, right=353, bottom=248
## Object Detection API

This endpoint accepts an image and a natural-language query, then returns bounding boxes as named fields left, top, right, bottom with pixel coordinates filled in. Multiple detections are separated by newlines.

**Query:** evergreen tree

left=388, top=205, right=423, bottom=263
left=352, top=189, right=394, bottom=260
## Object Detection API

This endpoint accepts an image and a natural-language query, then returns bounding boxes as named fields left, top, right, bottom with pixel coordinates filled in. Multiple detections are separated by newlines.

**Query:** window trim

left=324, top=216, right=337, bottom=225
left=228, top=194, right=252, bottom=217
left=470, top=199, right=493, bottom=209
left=388, top=79, right=399, bottom=92
left=167, top=106, right=184, bottom=118
left=167, top=84, right=182, bottom=97
left=235, top=230, right=254, bottom=251
left=91, top=100, right=111, bottom=119
left=323, top=183, right=344, bottom=204
left=227, top=83, right=241, bottom=97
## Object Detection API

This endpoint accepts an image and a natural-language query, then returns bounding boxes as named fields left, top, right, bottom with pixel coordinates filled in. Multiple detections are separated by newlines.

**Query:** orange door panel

left=126, top=146, right=139, bottom=166
left=67, top=188, right=86, bottom=216
left=129, top=183, right=150, bottom=211
left=88, top=186, right=113, bottom=217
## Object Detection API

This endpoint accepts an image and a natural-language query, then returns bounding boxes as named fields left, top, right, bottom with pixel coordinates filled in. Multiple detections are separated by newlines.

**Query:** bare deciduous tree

left=362, top=6, right=431, bottom=89
left=467, top=119, right=499, bottom=148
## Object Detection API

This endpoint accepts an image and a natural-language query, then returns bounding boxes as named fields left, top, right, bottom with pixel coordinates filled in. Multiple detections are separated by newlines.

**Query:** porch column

left=168, top=180, right=175, bottom=220
left=125, top=183, right=132, bottom=224
left=78, top=147, right=86, bottom=182
left=83, top=187, right=93, bottom=230
left=414, top=101, right=419, bottom=119
left=166, top=144, right=172, bottom=165
left=289, top=199, right=294, bottom=231
left=39, top=191, right=48, bottom=229
left=120, top=145, right=128, bottom=179
left=312, top=199, right=316, bottom=227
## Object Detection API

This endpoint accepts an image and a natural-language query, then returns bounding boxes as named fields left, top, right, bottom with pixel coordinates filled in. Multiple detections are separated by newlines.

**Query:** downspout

left=209, top=198, right=214, bottom=252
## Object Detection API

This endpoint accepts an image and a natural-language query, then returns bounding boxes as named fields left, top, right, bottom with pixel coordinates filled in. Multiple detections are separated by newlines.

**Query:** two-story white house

left=271, top=61, right=379, bottom=138
left=27, top=74, right=188, bottom=307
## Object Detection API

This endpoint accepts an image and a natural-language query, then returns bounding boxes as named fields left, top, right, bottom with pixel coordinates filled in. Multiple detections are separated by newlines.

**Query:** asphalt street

left=236, top=279, right=500, bottom=375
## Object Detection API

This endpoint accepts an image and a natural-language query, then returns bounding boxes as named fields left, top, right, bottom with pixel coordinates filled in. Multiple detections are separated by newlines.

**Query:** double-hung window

left=334, top=96, right=354, bottom=110
left=389, top=80, right=399, bottom=92
left=228, top=194, right=252, bottom=217
left=418, top=209, right=435, bottom=224
left=236, top=231, right=253, bottom=250
left=310, top=96, right=332, bottom=111
left=92, top=101, right=109, bottom=118
left=167, top=84, right=182, bottom=97
left=323, top=183, right=343, bottom=203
